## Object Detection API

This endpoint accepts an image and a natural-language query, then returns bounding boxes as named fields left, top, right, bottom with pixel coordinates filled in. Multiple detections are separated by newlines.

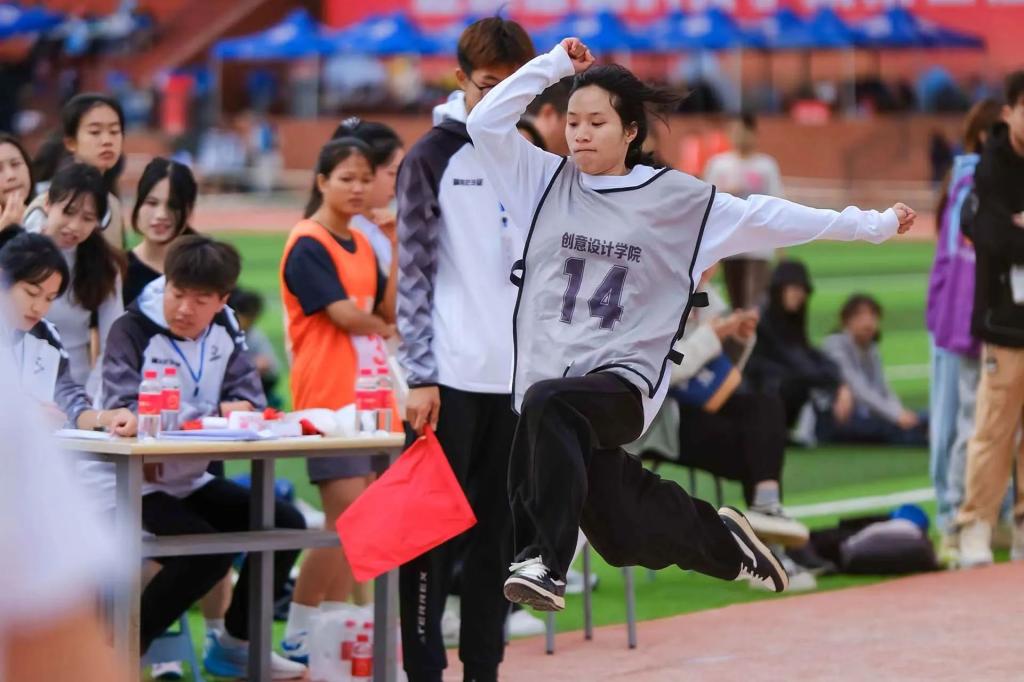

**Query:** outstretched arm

left=466, top=39, right=589, bottom=232
left=695, top=191, right=915, bottom=274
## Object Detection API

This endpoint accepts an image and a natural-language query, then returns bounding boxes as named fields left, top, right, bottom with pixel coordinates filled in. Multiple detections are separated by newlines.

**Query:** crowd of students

left=7, top=14, right=1021, bottom=682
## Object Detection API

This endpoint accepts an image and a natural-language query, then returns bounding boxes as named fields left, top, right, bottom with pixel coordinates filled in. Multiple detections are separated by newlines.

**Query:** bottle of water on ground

left=375, top=366, right=393, bottom=432
left=161, top=367, right=181, bottom=431
left=138, top=369, right=162, bottom=439
left=354, top=368, right=379, bottom=434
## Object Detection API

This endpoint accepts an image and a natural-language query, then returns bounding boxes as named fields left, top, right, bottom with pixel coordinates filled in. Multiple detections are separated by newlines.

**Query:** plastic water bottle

left=354, top=368, right=379, bottom=433
left=138, top=370, right=162, bottom=439
left=375, top=366, right=393, bottom=432
left=161, top=367, right=181, bottom=432
left=340, top=618, right=358, bottom=663
left=350, top=634, right=373, bottom=681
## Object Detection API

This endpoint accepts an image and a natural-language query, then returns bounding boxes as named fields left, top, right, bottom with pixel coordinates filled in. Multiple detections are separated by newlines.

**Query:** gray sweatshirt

left=822, top=332, right=904, bottom=422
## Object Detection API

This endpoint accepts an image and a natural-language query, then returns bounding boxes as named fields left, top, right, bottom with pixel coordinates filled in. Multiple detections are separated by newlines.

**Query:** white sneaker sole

left=744, top=510, right=810, bottom=548
left=503, top=577, right=566, bottom=611
left=720, top=506, right=790, bottom=593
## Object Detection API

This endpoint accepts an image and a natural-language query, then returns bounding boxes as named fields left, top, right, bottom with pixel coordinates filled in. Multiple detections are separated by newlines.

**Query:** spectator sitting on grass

left=819, top=293, right=928, bottom=446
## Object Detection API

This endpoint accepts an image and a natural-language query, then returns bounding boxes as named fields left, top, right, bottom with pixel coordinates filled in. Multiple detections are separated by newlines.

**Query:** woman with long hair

left=926, top=98, right=1003, bottom=561
left=24, top=163, right=124, bottom=395
left=464, top=36, right=915, bottom=607
left=26, top=93, right=126, bottom=249
left=124, top=157, right=198, bottom=305
left=279, top=138, right=398, bottom=661
left=0, top=134, right=35, bottom=230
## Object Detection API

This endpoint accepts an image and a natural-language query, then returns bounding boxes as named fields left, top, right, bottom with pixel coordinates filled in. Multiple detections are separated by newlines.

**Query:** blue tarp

left=327, top=13, right=435, bottom=56
left=646, top=9, right=762, bottom=51
left=0, top=3, right=63, bottom=39
left=856, top=8, right=984, bottom=49
left=212, top=9, right=332, bottom=60
left=532, top=11, right=651, bottom=52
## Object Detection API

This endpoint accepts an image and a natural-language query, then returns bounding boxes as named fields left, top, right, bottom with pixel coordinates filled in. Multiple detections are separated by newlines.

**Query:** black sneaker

left=719, top=506, right=789, bottom=593
left=503, top=557, right=566, bottom=611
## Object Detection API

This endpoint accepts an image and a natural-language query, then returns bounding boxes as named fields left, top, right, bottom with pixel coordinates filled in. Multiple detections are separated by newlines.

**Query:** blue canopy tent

left=0, top=3, right=64, bottom=40
left=856, top=7, right=984, bottom=49
left=646, top=9, right=762, bottom=52
left=210, top=9, right=332, bottom=117
left=326, top=12, right=435, bottom=56
left=212, top=9, right=332, bottom=60
left=531, top=11, right=651, bottom=53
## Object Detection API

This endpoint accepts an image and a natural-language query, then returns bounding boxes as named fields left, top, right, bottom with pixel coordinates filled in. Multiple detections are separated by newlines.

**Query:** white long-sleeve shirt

left=466, top=43, right=899, bottom=288
left=466, top=43, right=899, bottom=429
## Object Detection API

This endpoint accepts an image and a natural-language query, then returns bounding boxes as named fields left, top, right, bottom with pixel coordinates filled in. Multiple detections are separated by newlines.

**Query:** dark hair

left=516, top=118, right=546, bottom=150
left=527, top=77, right=572, bottom=117
left=331, top=117, right=403, bottom=168
left=0, top=225, right=70, bottom=297
left=1005, top=70, right=1024, bottom=107
left=935, top=98, right=1002, bottom=226
left=457, top=17, right=535, bottom=76
left=61, top=93, right=125, bottom=194
left=47, top=163, right=121, bottom=311
left=33, top=132, right=67, bottom=186
left=228, top=287, right=264, bottom=318
left=164, top=235, right=240, bottom=295
left=0, top=134, right=36, bottom=205
left=303, top=137, right=375, bottom=219
left=570, top=65, right=681, bottom=168
left=840, top=293, right=882, bottom=324
left=132, top=157, right=197, bottom=239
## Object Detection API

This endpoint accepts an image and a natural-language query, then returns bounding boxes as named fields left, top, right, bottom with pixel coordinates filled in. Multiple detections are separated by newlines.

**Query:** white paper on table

left=157, top=429, right=265, bottom=441
left=53, top=428, right=113, bottom=441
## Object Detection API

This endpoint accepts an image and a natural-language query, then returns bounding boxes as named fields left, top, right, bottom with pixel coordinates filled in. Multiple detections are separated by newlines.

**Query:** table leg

left=113, top=455, right=143, bottom=673
left=249, top=457, right=275, bottom=682
left=371, top=451, right=398, bottom=682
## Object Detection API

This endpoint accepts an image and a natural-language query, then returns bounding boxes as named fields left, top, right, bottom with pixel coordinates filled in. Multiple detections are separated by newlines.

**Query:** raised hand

left=892, top=202, right=917, bottom=235
left=559, top=37, right=595, bottom=74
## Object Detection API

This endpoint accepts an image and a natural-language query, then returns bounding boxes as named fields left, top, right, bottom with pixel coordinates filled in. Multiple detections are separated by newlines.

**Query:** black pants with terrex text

left=508, top=372, right=744, bottom=581
left=399, top=386, right=517, bottom=682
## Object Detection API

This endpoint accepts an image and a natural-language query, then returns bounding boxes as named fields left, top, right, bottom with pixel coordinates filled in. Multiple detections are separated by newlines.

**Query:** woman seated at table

left=0, top=225, right=135, bottom=435
left=99, top=234, right=307, bottom=680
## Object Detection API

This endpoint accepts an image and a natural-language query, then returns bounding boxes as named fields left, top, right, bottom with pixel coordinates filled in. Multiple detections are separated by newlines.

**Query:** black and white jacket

left=11, top=319, right=92, bottom=427
left=98, top=277, right=265, bottom=497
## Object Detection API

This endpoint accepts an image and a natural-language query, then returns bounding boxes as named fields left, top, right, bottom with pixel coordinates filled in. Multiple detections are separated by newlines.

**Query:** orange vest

left=281, top=220, right=379, bottom=410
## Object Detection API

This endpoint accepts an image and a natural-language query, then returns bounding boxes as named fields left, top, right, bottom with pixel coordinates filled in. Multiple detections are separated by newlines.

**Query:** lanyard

left=168, top=328, right=209, bottom=398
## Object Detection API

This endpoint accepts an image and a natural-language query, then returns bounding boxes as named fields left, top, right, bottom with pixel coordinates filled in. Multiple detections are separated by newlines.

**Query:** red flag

left=336, top=427, right=477, bottom=582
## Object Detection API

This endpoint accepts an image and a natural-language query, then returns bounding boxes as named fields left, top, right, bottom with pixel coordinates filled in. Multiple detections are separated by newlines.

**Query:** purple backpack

left=926, top=153, right=980, bottom=357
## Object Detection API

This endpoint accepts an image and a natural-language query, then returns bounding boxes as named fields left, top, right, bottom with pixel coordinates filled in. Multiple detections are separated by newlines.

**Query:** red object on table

left=336, top=427, right=476, bottom=582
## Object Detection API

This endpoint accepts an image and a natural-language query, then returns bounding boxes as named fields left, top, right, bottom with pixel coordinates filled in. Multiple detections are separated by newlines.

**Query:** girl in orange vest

left=279, top=138, right=398, bottom=660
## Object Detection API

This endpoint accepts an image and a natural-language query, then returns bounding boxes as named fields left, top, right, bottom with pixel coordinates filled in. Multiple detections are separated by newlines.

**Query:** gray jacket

left=822, top=332, right=903, bottom=422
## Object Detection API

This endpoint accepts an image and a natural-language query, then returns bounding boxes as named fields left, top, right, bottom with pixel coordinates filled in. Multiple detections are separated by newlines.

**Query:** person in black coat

left=746, top=260, right=853, bottom=432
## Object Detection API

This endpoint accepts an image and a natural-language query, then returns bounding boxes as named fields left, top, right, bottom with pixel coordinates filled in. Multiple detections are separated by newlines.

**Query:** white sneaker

left=958, top=520, right=994, bottom=568
left=441, top=606, right=460, bottom=647
left=1011, top=518, right=1024, bottom=562
left=564, top=567, right=599, bottom=595
left=151, top=661, right=184, bottom=680
left=745, top=504, right=810, bottom=548
left=506, top=608, right=546, bottom=638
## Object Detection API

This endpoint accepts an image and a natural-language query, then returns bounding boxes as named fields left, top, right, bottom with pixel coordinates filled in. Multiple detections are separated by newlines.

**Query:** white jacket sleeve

left=695, top=192, right=900, bottom=275
left=669, top=324, right=723, bottom=384
left=466, top=44, right=575, bottom=235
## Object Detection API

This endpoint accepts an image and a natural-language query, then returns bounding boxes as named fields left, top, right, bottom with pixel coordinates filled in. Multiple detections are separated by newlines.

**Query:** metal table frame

left=63, top=435, right=405, bottom=682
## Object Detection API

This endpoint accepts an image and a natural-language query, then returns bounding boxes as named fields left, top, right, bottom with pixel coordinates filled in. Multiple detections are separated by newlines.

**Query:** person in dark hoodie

left=99, top=235, right=307, bottom=679
left=746, top=260, right=854, bottom=437
left=955, top=70, right=1024, bottom=568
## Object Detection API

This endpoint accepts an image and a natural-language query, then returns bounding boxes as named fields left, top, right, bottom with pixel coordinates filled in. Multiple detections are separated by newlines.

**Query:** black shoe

left=719, top=506, right=789, bottom=593
left=503, top=557, right=566, bottom=611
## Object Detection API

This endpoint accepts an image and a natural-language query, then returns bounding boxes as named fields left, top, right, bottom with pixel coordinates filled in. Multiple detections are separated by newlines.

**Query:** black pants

left=399, top=387, right=517, bottom=682
left=674, top=392, right=787, bottom=506
left=722, top=258, right=772, bottom=310
left=140, top=478, right=306, bottom=652
left=508, top=372, right=743, bottom=583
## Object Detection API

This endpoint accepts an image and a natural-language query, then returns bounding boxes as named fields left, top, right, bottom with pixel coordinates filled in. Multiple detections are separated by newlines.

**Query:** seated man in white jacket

left=629, top=267, right=808, bottom=548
